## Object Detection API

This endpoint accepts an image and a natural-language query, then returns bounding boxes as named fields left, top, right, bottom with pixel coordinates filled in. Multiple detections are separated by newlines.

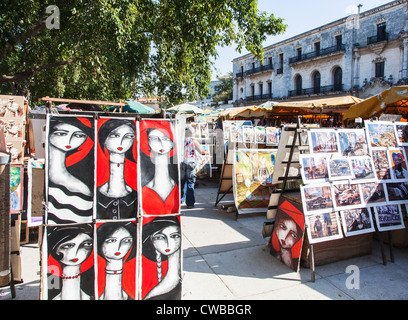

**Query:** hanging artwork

left=139, top=119, right=179, bottom=216
left=388, top=148, right=408, bottom=181
left=10, top=164, right=23, bottom=213
left=233, top=149, right=277, bottom=213
left=242, top=125, right=254, bottom=143
left=46, top=115, right=95, bottom=224
left=337, top=129, right=369, bottom=156
left=96, top=220, right=137, bottom=300
left=365, top=120, right=397, bottom=149
left=300, top=183, right=333, bottom=215
left=332, top=182, right=363, bottom=211
left=27, top=159, right=45, bottom=226
left=140, top=215, right=182, bottom=300
left=327, top=157, right=354, bottom=181
left=96, top=118, right=138, bottom=220
left=360, top=182, right=387, bottom=206
left=395, top=122, right=408, bottom=147
left=371, top=149, right=392, bottom=181
left=45, top=224, right=95, bottom=300
left=230, top=124, right=243, bottom=143
left=299, top=154, right=329, bottom=184
left=350, top=156, right=377, bottom=182
left=254, top=126, right=266, bottom=143
left=265, top=127, right=280, bottom=146
left=308, top=129, right=339, bottom=154
left=373, top=204, right=405, bottom=232
left=340, top=208, right=375, bottom=237
left=385, top=182, right=408, bottom=204
left=270, top=198, right=305, bottom=271
left=305, top=212, right=343, bottom=244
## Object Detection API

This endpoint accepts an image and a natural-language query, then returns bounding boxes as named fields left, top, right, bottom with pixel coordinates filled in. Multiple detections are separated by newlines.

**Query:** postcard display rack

left=297, top=120, right=408, bottom=275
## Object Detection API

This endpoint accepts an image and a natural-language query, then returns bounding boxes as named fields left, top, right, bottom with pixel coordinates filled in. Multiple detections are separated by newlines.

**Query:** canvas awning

left=167, top=103, right=204, bottom=114
left=343, top=86, right=408, bottom=124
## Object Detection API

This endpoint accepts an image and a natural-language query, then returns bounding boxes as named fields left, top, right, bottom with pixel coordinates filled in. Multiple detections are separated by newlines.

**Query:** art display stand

left=214, top=150, right=233, bottom=208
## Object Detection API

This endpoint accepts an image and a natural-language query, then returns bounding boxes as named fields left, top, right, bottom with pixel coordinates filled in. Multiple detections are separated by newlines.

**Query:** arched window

left=334, top=67, right=342, bottom=91
left=313, top=71, right=321, bottom=94
left=295, top=75, right=302, bottom=95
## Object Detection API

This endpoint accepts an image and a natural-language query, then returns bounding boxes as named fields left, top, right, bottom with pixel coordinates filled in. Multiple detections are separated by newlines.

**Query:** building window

left=241, top=66, right=244, bottom=74
left=314, top=42, right=320, bottom=56
left=277, top=53, right=284, bottom=74
left=268, top=57, right=272, bottom=66
left=251, top=85, right=255, bottom=99
left=252, top=62, right=255, bottom=70
left=259, top=83, right=263, bottom=98
left=295, top=75, right=302, bottom=95
left=297, top=48, right=302, bottom=60
left=313, top=71, right=321, bottom=94
left=268, top=82, right=272, bottom=97
left=335, top=35, right=342, bottom=50
left=333, top=67, right=342, bottom=91
left=375, top=61, right=385, bottom=78
left=377, top=22, right=386, bottom=41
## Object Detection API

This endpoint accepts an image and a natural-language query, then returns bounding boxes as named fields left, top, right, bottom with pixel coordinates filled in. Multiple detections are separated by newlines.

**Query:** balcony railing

left=245, top=93, right=273, bottom=102
left=288, top=84, right=344, bottom=97
left=235, top=64, right=273, bottom=79
left=367, top=33, right=389, bottom=45
left=289, top=44, right=346, bottom=64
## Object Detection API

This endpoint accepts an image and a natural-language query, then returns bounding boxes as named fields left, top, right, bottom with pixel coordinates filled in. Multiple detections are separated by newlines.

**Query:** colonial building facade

left=232, top=0, right=408, bottom=106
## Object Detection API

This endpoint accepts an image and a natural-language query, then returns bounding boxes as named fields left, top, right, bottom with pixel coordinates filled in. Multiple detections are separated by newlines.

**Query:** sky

left=210, top=0, right=395, bottom=80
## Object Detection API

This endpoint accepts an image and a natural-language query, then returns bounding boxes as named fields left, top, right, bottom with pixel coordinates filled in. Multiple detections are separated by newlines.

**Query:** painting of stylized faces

left=270, top=199, right=304, bottom=271
left=46, top=116, right=94, bottom=224
left=139, top=120, right=179, bottom=216
left=141, top=216, right=181, bottom=300
left=96, top=221, right=137, bottom=300
left=46, top=224, right=95, bottom=300
left=96, top=118, right=138, bottom=220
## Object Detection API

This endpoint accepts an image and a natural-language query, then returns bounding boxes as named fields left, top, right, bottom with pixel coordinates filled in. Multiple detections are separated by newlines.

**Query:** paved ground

left=1, top=180, right=408, bottom=300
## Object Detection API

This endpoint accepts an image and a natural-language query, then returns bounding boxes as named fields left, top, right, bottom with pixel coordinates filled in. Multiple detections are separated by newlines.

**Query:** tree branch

left=0, top=59, right=75, bottom=84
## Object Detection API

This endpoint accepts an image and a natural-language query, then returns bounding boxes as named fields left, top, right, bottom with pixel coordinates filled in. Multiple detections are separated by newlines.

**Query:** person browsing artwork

left=181, top=124, right=209, bottom=209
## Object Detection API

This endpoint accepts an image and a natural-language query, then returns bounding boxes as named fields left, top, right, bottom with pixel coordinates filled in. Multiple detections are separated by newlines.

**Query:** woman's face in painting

left=275, top=218, right=299, bottom=250
left=104, top=124, right=135, bottom=155
left=102, top=227, right=133, bottom=260
left=151, top=225, right=181, bottom=256
left=148, top=129, right=173, bottom=155
left=49, top=123, right=87, bottom=152
left=56, top=233, right=93, bottom=266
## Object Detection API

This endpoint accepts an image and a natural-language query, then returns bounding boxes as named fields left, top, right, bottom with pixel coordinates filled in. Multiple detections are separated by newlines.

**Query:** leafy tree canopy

left=0, top=0, right=286, bottom=105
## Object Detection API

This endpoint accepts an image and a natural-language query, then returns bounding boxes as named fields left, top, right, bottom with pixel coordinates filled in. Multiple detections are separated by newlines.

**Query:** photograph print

left=337, top=129, right=369, bottom=156
left=332, top=182, right=363, bottom=210
left=373, top=204, right=405, bottom=232
left=308, top=129, right=339, bottom=154
left=46, top=115, right=95, bottom=225
left=350, top=156, right=377, bottom=182
left=327, top=157, right=354, bottom=181
left=360, top=182, right=387, bottom=206
left=254, top=126, right=266, bottom=144
left=305, top=212, right=343, bottom=244
left=385, top=182, right=408, bottom=204
left=395, top=122, right=408, bottom=146
left=230, top=124, right=243, bottom=143
left=371, top=149, right=392, bottom=181
left=139, top=119, right=180, bottom=216
left=365, top=120, right=397, bottom=149
left=299, top=154, right=329, bottom=184
left=340, top=208, right=375, bottom=237
left=265, top=127, right=280, bottom=146
left=388, top=148, right=408, bottom=181
left=300, top=183, right=333, bottom=214
left=243, top=125, right=254, bottom=143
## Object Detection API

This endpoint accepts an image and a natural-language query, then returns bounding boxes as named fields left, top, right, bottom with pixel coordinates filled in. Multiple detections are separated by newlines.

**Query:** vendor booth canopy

left=108, top=100, right=155, bottom=113
left=167, top=103, right=204, bottom=114
left=343, top=86, right=408, bottom=124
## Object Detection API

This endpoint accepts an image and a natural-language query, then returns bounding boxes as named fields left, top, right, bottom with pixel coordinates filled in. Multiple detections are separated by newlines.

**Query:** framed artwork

left=233, top=149, right=277, bottom=213
left=254, top=126, right=266, bottom=143
left=299, top=154, right=329, bottom=184
left=385, top=182, right=408, bottom=204
left=327, top=157, right=354, bottom=181
left=45, top=115, right=95, bottom=225
left=394, top=122, right=408, bottom=147
left=360, top=182, right=387, bottom=206
left=265, top=127, right=280, bottom=146
left=96, top=117, right=138, bottom=220
left=371, top=149, right=392, bottom=181
left=332, top=182, right=363, bottom=211
left=27, top=159, right=45, bottom=226
left=365, top=120, right=397, bottom=149
left=373, top=204, right=405, bottom=232
left=230, top=124, right=243, bottom=143
left=308, top=129, right=339, bottom=154
left=242, top=125, right=254, bottom=143
left=140, top=215, right=182, bottom=300
left=350, top=156, right=377, bottom=182
left=96, top=220, right=137, bottom=300
left=337, top=129, right=369, bottom=156
left=10, top=164, right=23, bottom=213
left=223, top=121, right=231, bottom=141
left=305, top=212, right=343, bottom=244
left=139, top=119, right=180, bottom=216
left=300, top=183, right=334, bottom=215
left=388, top=148, right=408, bottom=181
left=44, top=224, right=95, bottom=300
left=340, top=208, right=375, bottom=237
left=197, top=122, right=209, bottom=139
left=270, top=198, right=305, bottom=271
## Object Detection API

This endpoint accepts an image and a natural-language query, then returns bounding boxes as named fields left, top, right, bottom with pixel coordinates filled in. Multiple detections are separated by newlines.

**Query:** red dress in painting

left=142, top=184, right=180, bottom=215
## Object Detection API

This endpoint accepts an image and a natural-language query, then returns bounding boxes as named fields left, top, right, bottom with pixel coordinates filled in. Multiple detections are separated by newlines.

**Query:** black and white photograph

left=299, top=154, right=329, bottom=184
left=305, top=212, right=343, bottom=244
left=340, top=208, right=375, bottom=236
left=373, top=204, right=405, bottom=232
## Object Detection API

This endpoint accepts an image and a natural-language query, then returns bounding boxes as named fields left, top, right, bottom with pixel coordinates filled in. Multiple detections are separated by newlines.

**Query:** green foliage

left=0, top=0, right=286, bottom=105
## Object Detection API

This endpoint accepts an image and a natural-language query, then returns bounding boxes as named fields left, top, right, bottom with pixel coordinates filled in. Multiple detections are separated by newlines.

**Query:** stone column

left=352, top=48, right=360, bottom=88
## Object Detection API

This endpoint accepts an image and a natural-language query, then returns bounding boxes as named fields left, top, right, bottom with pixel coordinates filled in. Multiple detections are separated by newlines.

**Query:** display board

left=41, top=115, right=181, bottom=300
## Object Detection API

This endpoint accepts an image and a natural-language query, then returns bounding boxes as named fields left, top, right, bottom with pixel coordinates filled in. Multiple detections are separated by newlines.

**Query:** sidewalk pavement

left=1, top=180, right=408, bottom=300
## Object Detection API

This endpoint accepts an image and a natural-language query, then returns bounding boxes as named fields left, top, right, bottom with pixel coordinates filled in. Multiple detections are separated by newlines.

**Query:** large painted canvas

left=233, top=149, right=277, bottom=213
left=10, top=164, right=23, bottom=213
left=46, top=115, right=94, bottom=224
left=45, top=224, right=95, bottom=300
left=0, top=95, right=25, bottom=164
left=139, top=119, right=180, bottom=216
left=140, top=215, right=182, bottom=300
left=96, top=118, right=138, bottom=220
left=270, top=198, right=305, bottom=271
left=96, top=220, right=137, bottom=300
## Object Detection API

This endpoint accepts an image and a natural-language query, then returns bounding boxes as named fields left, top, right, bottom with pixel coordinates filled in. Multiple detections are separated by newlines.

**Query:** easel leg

left=388, top=231, right=394, bottom=263
left=9, top=262, right=16, bottom=299
left=378, top=231, right=387, bottom=265
left=309, top=243, right=315, bottom=283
